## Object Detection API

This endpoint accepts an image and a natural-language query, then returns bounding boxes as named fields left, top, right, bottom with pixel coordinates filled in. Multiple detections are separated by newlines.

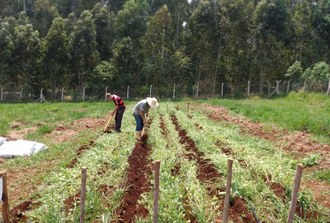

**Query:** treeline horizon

left=0, top=0, right=329, bottom=99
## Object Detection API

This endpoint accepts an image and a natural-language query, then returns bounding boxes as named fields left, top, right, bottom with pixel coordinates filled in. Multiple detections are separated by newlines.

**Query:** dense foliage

left=0, top=0, right=329, bottom=99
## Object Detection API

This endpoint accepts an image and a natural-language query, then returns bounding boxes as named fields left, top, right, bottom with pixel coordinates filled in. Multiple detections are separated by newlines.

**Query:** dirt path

left=198, top=103, right=330, bottom=209
left=111, top=118, right=153, bottom=222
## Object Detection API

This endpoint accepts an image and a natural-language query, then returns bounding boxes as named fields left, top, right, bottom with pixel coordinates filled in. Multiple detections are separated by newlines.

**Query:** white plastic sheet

left=0, top=139, right=47, bottom=158
left=0, top=137, right=5, bottom=146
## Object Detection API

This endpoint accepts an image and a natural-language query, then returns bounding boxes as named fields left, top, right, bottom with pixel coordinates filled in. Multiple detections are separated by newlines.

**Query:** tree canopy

left=0, top=0, right=329, bottom=99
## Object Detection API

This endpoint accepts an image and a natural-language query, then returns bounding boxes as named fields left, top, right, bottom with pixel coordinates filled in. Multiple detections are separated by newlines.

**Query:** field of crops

left=0, top=95, right=329, bottom=222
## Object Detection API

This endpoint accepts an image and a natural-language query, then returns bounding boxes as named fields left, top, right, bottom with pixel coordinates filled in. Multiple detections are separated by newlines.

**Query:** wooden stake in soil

left=222, top=159, right=234, bottom=223
left=80, top=167, right=87, bottom=223
left=153, top=160, right=161, bottom=223
left=287, top=164, right=303, bottom=223
left=0, top=171, right=9, bottom=223
left=187, top=102, right=190, bottom=113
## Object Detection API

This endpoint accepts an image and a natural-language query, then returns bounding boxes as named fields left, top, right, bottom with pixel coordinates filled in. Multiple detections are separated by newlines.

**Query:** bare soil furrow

left=111, top=118, right=153, bottom=222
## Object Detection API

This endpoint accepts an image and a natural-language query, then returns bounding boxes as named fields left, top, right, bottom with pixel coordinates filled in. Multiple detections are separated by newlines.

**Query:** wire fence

left=1, top=80, right=329, bottom=103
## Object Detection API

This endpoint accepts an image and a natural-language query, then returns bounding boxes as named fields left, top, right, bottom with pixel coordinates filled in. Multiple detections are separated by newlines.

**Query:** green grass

left=205, top=92, right=330, bottom=144
left=0, top=96, right=329, bottom=222
left=0, top=102, right=112, bottom=136
left=313, top=170, right=330, bottom=183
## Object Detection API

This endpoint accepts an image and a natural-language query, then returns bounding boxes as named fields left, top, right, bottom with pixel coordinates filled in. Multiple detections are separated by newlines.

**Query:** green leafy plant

left=302, top=154, right=321, bottom=167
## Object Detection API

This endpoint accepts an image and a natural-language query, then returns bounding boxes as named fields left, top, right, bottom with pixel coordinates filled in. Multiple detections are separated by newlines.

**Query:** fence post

left=222, top=159, right=233, bottom=223
left=20, top=88, right=23, bottom=101
left=196, top=82, right=199, bottom=98
left=327, top=79, right=330, bottom=96
left=287, top=80, right=291, bottom=93
left=0, top=88, right=3, bottom=101
left=82, top=87, right=86, bottom=101
left=247, top=81, right=251, bottom=97
left=287, top=164, right=303, bottom=223
left=0, top=171, right=10, bottom=223
left=80, top=167, right=87, bottom=223
left=105, top=86, right=108, bottom=101
left=173, top=84, right=176, bottom=99
left=276, top=80, right=281, bottom=95
left=127, top=86, right=130, bottom=99
left=150, top=85, right=153, bottom=97
left=61, top=88, right=65, bottom=102
left=221, top=83, right=224, bottom=98
left=153, top=160, right=161, bottom=223
left=37, top=88, right=46, bottom=102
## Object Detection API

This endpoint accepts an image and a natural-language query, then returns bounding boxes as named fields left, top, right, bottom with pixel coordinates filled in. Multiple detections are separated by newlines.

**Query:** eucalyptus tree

left=186, top=0, right=218, bottom=96
left=115, top=0, right=149, bottom=41
left=110, top=37, right=136, bottom=93
left=217, top=0, right=255, bottom=96
left=141, top=5, right=175, bottom=96
left=10, top=23, right=41, bottom=94
left=291, top=1, right=313, bottom=64
left=64, top=12, right=76, bottom=34
left=32, top=0, right=59, bottom=37
left=68, top=10, right=100, bottom=93
left=40, top=17, right=69, bottom=99
left=168, top=0, right=190, bottom=48
left=113, top=0, right=149, bottom=92
left=311, top=0, right=330, bottom=63
left=107, top=0, right=126, bottom=13
left=253, top=0, right=292, bottom=94
left=0, top=0, right=21, bottom=17
left=17, top=11, right=30, bottom=25
left=0, top=19, right=14, bottom=87
left=91, top=3, right=115, bottom=61
left=77, top=0, right=102, bottom=15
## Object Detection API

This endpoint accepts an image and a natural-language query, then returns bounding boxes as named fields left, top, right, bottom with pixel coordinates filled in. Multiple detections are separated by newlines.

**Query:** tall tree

left=0, top=19, right=14, bottom=87
left=292, top=1, right=313, bottom=64
left=68, top=10, right=100, bottom=92
left=187, top=0, right=218, bottom=96
left=141, top=5, right=174, bottom=96
left=312, top=0, right=330, bottom=63
left=112, top=0, right=149, bottom=92
left=10, top=23, right=40, bottom=94
left=32, top=0, right=59, bottom=37
left=253, top=0, right=292, bottom=94
left=108, top=0, right=126, bottom=13
left=91, top=3, right=115, bottom=61
left=216, top=0, right=255, bottom=96
left=40, top=17, right=69, bottom=99
left=115, top=0, right=149, bottom=40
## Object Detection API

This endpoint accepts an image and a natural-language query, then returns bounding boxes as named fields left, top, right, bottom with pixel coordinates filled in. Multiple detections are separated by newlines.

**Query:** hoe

left=103, top=112, right=115, bottom=133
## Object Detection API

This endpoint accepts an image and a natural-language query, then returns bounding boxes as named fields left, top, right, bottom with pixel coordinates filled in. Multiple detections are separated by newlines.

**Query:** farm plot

left=0, top=101, right=329, bottom=222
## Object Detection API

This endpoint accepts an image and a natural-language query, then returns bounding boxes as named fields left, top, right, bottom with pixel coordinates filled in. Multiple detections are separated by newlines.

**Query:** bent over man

left=133, top=97, right=159, bottom=140
left=106, top=93, right=126, bottom=133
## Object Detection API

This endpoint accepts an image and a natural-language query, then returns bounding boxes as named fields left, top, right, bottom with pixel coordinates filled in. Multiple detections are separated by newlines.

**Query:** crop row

left=9, top=102, right=327, bottom=222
